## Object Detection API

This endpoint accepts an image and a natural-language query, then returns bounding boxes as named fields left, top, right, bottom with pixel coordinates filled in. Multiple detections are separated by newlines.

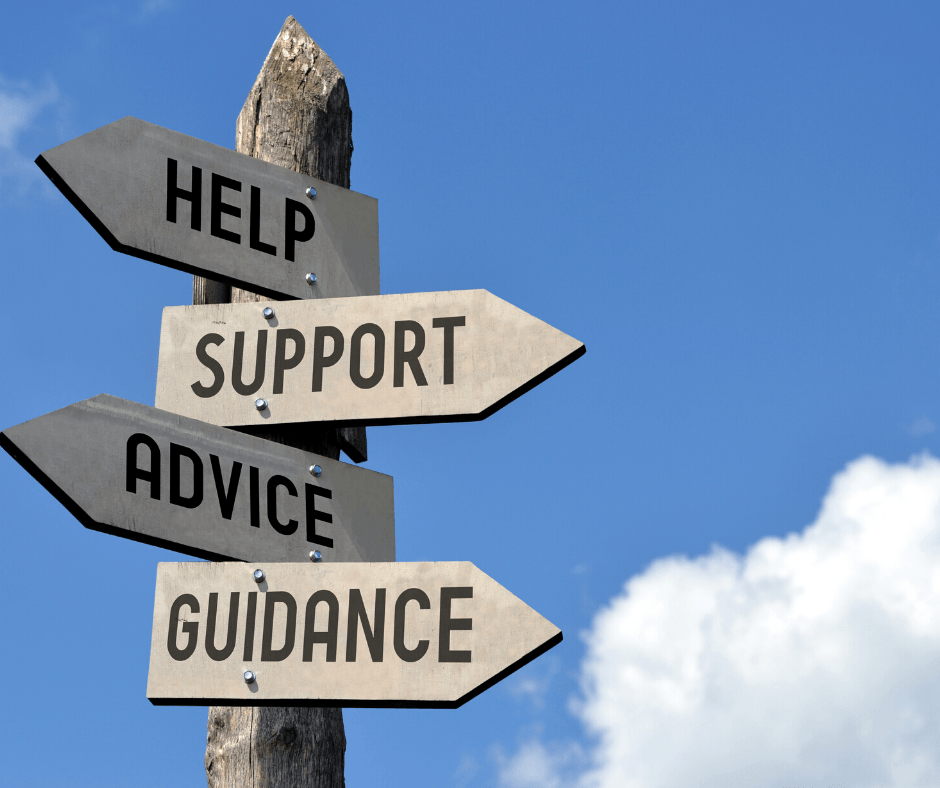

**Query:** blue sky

left=3, top=2, right=940, bottom=786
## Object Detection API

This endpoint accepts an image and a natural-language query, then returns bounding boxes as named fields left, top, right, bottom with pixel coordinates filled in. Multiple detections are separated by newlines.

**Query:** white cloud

left=572, top=453, right=940, bottom=788
left=0, top=76, right=59, bottom=188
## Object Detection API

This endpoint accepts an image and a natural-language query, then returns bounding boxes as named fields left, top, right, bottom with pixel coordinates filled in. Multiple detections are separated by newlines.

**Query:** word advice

left=166, top=586, right=473, bottom=664
left=166, top=157, right=315, bottom=262
left=126, top=432, right=334, bottom=547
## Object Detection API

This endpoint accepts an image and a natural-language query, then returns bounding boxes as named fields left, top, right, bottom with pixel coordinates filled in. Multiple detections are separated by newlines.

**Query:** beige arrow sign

left=36, top=117, right=379, bottom=301
left=155, top=289, right=585, bottom=428
left=147, top=561, right=561, bottom=707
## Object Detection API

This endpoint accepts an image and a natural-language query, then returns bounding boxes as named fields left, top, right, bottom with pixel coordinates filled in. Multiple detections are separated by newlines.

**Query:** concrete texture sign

left=36, top=117, right=379, bottom=300
left=0, top=395, right=394, bottom=563
left=155, top=289, right=585, bottom=428
left=147, top=561, right=561, bottom=707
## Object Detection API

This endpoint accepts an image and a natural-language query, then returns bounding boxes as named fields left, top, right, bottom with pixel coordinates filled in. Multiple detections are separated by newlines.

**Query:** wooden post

left=199, top=16, right=360, bottom=786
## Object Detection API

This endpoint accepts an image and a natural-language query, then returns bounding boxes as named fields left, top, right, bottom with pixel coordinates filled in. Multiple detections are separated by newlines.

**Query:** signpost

left=0, top=395, right=394, bottom=563
left=147, top=561, right=561, bottom=708
left=36, top=117, right=380, bottom=301
left=155, top=289, right=585, bottom=428
left=0, top=17, right=580, bottom=787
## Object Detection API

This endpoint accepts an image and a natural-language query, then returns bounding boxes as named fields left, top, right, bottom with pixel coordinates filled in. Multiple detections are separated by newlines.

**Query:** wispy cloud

left=508, top=656, right=559, bottom=709
left=0, top=75, right=60, bottom=193
left=138, top=0, right=174, bottom=18
left=494, top=731, right=584, bottom=788
left=908, top=416, right=935, bottom=437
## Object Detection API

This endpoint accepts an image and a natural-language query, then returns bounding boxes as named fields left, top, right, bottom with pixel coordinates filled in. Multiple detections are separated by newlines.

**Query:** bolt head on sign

left=35, top=117, right=379, bottom=300
left=147, top=561, right=562, bottom=708
left=154, top=289, right=586, bottom=428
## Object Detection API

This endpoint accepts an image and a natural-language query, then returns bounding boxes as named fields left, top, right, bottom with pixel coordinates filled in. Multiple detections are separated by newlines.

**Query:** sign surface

left=147, top=561, right=561, bottom=707
left=36, top=117, right=379, bottom=301
left=155, top=290, right=585, bottom=428
left=0, top=395, right=394, bottom=563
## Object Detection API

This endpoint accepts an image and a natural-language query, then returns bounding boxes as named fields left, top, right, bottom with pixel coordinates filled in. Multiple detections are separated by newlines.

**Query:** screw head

left=255, top=398, right=268, bottom=411
left=253, top=569, right=265, bottom=583
left=306, top=187, right=317, bottom=200
left=262, top=306, right=274, bottom=319
left=310, top=550, right=322, bottom=563
left=305, top=272, right=317, bottom=285
left=244, top=670, right=256, bottom=684
left=309, top=464, right=322, bottom=477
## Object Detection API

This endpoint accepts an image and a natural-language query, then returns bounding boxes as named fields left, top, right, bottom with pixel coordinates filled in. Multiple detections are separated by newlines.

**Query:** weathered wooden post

left=198, top=16, right=356, bottom=787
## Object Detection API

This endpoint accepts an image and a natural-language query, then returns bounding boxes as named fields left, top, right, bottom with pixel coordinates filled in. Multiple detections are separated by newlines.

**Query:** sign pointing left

left=0, top=395, right=394, bottom=563
left=36, top=117, right=380, bottom=301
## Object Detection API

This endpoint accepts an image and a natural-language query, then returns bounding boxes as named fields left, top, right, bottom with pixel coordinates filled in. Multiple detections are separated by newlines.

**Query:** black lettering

left=311, top=326, right=344, bottom=392
left=284, top=198, right=315, bottom=261
left=394, top=320, right=429, bottom=387
left=432, top=316, right=466, bottom=385
left=205, top=592, right=240, bottom=661
left=232, top=330, right=267, bottom=395
left=210, top=455, right=242, bottom=520
left=243, top=591, right=257, bottom=661
left=273, top=328, right=306, bottom=394
left=166, top=158, right=201, bottom=231
left=349, top=324, right=385, bottom=389
left=210, top=172, right=242, bottom=244
left=346, top=589, right=386, bottom=663
left=249, top=185, right=277, bottom=256
left=439, top=587, right=472, bottom=663
left=305, top=483, right=333, bottom=548
left=191, top=333, right=226, bottom=398
left=167, top=593, right=199, bottom=661
left=267, top=475, right=298, bottom=536
left=261, top=591, right=297, bottom=661
left=126, top=433, right=160, bottom=499
left=303, top=590, right=339, bottom=662
left=394, top=588, right=430, bottom=663
left=249, top=466, right=260, bottom=528
left=169, top=443, right=203, bottom=509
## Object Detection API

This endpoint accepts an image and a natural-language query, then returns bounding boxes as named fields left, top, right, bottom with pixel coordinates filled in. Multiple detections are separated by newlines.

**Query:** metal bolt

left=309, top=550, right=322, bottom=563
left=255, top=398, right=268, bottom=411
left=306, top=187, right=317, bottom=200
left=253, top=568, right=265, bottom=583
left=305, top=273, right=317, bottom=285
left=244, top=670, right=256, bottom=684
left=262, top=306, right=275, bottom=320
left=309, top=464, right=322, bottom=477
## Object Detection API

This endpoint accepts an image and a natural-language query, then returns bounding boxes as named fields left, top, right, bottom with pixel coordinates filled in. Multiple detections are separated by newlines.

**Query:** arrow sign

left=0, top=395, right=394, bottom=563
left=147, top=561, right=561, bottom=708
left=154, top=289, right=585, bottom=428
left=36, top=117, right=379, bottom=301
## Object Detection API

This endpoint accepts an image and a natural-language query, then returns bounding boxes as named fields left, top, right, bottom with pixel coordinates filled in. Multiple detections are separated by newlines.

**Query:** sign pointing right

left=155, top=289, right=585, bottom=428
left=147, top=561, right=562, bottom=708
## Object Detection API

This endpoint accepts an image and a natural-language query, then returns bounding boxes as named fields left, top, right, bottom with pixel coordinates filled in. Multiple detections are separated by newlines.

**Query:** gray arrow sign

left=147, top=561, right=561, bottom=708
left=36, top=117, right=379, bottom=301
left=0, top=395, right=394, bottom=563
left=155, top=289, right=585, bottom=428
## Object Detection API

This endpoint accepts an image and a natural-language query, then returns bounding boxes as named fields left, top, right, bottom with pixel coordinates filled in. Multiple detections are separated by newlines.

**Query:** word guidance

left=155, top=290, right=586, bottom=428
left=0, top=395, right=394, bottom=563
left=36, top=117, right=379, bottom=300
left=147, top=561, right=561, bottom=707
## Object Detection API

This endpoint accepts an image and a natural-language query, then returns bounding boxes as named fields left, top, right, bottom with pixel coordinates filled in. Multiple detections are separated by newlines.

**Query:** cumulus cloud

left=575, top=454, right=940, bottom=788
left=496, top=454, right=940, bottom=788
